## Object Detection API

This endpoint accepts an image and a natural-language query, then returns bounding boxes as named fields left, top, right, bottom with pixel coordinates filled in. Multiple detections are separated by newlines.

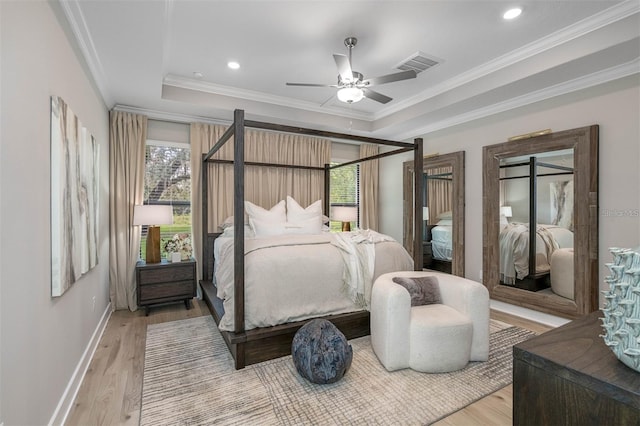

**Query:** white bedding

left=430, top=225, right=453, bottom=261
left=499, top=223, right=573, bottom=284
left=214, top=229, right=414, bottom=331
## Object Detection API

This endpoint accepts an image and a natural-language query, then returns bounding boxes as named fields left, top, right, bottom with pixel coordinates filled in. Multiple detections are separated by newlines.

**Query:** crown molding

left=58, top=0, right=112, bottom=106
left=162, top=74, right=372, bottom=122
left=375, top=0, right=640, bottom=121
left=395, top=59, right=640, bottom=140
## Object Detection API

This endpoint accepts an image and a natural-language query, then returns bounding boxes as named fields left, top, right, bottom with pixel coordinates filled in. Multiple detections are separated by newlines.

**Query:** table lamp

left=133, top=205, right=173, bottom=263
left=331, top=206, right=358, bottom=232
left=500, top=206, right=513, bottom=221
left=423, top=206, right=429, bottom=240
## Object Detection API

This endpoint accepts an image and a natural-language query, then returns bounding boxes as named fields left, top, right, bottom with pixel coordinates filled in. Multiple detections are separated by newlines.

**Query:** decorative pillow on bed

left=286, top=196, right=322, bottom=223
left=219, top=215, right=249, bottom=230
left=392, top=276, right=442, bottom=306
left=245, top=200, right=286, bottom=223
left=249, top=217, right=287, bottom=237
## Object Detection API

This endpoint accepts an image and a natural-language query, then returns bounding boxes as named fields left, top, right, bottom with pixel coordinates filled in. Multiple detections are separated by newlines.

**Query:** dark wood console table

left=513, top=310, right=640, bottom=425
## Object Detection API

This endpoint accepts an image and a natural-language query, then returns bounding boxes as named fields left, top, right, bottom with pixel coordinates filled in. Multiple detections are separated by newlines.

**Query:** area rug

left=140, top=316, right=535, bottom=425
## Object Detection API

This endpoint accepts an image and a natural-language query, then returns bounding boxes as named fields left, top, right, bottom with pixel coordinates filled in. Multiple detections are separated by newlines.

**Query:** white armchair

left=371, top=271, right=490, bottom=373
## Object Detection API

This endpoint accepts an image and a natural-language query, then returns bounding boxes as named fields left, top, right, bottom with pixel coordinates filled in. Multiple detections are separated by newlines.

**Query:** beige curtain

left=109, top=111, right=147, bottom=311
left=426, top=166, right=453, bottom=221
left=359, top=144, right=379, bottom=230
left=191, top=123, right=331, bottom=280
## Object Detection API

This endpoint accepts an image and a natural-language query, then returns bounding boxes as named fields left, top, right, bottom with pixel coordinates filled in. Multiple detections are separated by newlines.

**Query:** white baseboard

left=48, top=303, right=112, bottom=426
left=490, top=299, right=571, bottom=328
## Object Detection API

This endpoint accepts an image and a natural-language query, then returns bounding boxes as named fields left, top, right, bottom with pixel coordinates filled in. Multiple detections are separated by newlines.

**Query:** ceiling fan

left=286, top=37, right=417, bottom=104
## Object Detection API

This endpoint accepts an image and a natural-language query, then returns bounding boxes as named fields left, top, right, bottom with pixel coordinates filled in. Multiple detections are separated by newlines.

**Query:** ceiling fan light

left=337, top=87, right=364, bottom=103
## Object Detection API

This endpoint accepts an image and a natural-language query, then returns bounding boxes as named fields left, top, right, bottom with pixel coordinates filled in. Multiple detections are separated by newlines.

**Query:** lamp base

left=146, top=225, right=162, bottom=263
left=341, top=221, right=351, bottom=232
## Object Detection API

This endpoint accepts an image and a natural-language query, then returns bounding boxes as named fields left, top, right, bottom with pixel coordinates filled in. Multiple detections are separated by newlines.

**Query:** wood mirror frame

left=403, top=151, right=465, bottom=277
left=482, top=125, right=599, bottom=319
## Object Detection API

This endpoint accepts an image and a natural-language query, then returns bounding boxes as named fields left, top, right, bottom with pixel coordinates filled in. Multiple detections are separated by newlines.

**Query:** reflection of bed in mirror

left=499, top=223, right=573, bottom=292
left=498, top=151, right=575, bottom=293
left=427, top=219, right=453, bottom=273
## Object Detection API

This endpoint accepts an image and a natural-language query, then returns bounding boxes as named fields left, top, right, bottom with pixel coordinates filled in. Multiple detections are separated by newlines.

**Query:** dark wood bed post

left=233, top=109, right=245, bottom=336
left=324, top=164, right=330, bottom=217
left=413, top=138, right=424, bottom=271
left=528, top=156, right=538, bottom=279
left=201, top=153, right=209, bottom=281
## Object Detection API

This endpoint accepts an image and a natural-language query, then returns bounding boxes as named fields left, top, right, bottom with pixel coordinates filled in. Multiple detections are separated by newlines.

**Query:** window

left=140, top=140, right=191, bottom=258
left=329, top=162, right=359, bottom=231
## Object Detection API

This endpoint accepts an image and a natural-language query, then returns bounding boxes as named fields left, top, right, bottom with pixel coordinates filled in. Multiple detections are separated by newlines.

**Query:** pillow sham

left=249, top=217, right=287, bottom=237
left=245, top=200, right=286, bottom=223
left=437, top=210, right=453, bottom=220
left=436, top=219, right=452, bottom=226
left=219, top=215, right=249, bottom=230
left=286, top=196, right=322, bottom=223
left=392, top=276, right=442, bottom=306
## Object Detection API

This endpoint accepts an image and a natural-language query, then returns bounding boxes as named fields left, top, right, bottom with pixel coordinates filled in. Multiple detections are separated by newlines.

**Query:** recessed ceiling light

left=227, top=61, right=240, bottom=70
left=193, top=71, right=203, bottom=79
left=503, top=7, right=522, bottom=20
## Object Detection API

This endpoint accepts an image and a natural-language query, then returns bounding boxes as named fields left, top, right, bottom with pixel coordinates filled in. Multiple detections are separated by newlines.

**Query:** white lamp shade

left=423, top=207, right=429, bottom=220
left=133, top=205, right=174, bottom=226
left=337, top=87, right=364, bottom=103
left=331, top=206, right=358, bottom=222
left=500, top=206, right=513, bottom=218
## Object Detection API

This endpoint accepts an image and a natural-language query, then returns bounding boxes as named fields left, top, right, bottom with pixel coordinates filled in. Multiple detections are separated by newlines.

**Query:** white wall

left=0, top=2, right=110, bottom=425
left=380, top=74, right=640, bottom=321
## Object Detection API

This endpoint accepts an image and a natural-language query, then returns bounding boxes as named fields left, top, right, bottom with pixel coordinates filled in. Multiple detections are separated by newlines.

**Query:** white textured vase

left=601, top=247, right=640, bottom=372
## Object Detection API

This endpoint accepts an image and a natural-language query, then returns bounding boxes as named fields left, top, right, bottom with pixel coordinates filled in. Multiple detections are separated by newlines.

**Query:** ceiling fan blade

left=286, top=82, right=335, bottom=87
left=362, top=88, right=392, bottom=104
left=362, top=69, right=417, bottom=86
left=333, top=54, right=354, bottom=82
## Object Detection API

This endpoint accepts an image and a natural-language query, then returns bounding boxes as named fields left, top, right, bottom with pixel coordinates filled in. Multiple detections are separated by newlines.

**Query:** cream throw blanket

left=331, top=229, right=397, bottom=309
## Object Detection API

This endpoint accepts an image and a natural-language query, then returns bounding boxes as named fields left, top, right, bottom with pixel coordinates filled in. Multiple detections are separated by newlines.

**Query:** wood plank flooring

left=65, top=302, right=552, bottom=425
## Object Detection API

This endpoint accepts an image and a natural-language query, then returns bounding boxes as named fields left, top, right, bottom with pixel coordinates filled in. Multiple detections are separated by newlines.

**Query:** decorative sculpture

left=601, top=247, right=640, bottom=373
left=291, top=319, right=352, bottom=384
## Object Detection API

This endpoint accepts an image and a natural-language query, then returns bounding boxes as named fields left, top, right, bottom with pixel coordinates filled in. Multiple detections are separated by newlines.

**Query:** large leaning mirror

left=483, top=125, right=598, bottom=319
left=403, top=151, right=465, bottom=277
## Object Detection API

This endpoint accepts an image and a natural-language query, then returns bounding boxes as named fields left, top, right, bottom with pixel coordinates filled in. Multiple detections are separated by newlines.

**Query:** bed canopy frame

left=499, top=157, right=574, bottom=291
left=200, top=109, right=423, bottom=369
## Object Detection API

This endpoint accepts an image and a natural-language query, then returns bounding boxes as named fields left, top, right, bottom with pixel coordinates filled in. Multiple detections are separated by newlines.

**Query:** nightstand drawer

left=139, top=280, right=194, bottom=301
left=139, top=264, right=194, bottom=284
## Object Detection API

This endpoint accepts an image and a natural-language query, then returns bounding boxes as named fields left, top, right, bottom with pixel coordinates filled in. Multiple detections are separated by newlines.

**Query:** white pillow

left=437, top=210, right=453, bottom=220
left=286, top=196, right=322, bottom=223
left=245, top=200, right=286, bottom=223
left=249, top=217, right=286, bottom=237
left=220, top=225, right=255, bottom=238
left=436, top=219, right=453, bottom=226
left=219, top=215, right=249, bottom=230
left=284, top=216, right=323, bottom=235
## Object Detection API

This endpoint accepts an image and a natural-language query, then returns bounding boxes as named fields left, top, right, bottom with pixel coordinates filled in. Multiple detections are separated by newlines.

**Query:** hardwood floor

left=65, top=302, right=552, bottom=425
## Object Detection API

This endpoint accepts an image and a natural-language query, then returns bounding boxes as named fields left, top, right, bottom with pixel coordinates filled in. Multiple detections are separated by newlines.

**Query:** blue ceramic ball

left=291, top=319, right=353, bottom=384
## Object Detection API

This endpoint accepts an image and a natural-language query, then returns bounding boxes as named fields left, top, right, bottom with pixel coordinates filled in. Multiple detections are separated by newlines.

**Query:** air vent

left=395, top=52, right=441, bottom=74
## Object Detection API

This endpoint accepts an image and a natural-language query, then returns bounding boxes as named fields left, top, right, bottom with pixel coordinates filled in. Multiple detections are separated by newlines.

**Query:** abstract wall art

left=50, top=96, right=99, bottom=297
left=550, top=180, right=574, bottom=231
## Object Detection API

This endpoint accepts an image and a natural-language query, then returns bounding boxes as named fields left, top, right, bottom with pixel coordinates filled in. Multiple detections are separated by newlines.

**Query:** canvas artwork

left=51, top=96, right=100, bottom=297
left=550, top=180, right=573, bottom=231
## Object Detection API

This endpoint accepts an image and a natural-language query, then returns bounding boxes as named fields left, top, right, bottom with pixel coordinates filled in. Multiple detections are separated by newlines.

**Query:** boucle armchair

left=371, top=271, right=490, bottom=373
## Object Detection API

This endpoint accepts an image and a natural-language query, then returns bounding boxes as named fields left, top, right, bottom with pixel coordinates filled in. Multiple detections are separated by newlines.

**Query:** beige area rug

left=140, top=316, right=535, bottom=425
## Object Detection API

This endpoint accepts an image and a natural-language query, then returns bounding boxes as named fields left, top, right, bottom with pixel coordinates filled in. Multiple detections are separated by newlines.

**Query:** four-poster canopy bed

left=199, top=109, right=424, bottom=369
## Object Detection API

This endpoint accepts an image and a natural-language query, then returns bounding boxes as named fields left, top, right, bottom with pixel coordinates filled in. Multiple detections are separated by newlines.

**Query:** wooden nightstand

left=136, top=258, right=196, bottom=315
